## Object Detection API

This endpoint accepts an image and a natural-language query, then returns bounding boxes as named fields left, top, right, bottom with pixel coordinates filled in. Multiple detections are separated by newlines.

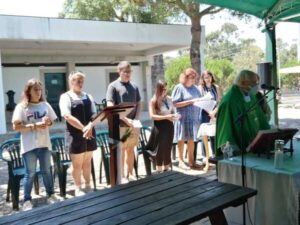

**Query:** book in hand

left=246, top=128, right=298, bottom=153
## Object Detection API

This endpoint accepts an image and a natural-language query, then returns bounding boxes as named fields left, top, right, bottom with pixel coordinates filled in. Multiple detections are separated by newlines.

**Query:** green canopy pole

left=265, top=25, right=279, bottom=126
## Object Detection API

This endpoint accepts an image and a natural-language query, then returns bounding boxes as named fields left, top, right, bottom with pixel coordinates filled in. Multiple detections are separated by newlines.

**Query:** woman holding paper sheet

left=198, top=71, right=221, bottom=162
left=171, top=68, right=202, bottom=170
left=59, top=71, right=97, bottom=196
left=198, top=71, right=221, bottom=122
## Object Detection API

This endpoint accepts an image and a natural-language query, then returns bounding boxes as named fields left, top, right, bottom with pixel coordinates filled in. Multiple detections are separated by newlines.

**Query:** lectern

left=92, top=103, right=135, bottom=186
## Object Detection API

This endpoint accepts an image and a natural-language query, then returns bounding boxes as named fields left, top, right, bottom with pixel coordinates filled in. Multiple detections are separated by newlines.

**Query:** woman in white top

left=59, top=71, right=97, bottom=196
left=12, top=79, right=57, bottom=210
left=147, top=80, right=179, bottom=172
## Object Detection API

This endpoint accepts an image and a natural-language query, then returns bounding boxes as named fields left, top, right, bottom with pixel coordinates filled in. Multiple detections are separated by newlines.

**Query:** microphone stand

left=234, top=88, right=273, bottom=225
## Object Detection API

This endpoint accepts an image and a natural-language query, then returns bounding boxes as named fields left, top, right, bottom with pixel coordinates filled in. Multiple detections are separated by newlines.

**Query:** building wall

left=76, top=65, right=144, bottom=103
left=3, top=67, right=41, bottom=103
left=2, top=65, right=145, bottom=123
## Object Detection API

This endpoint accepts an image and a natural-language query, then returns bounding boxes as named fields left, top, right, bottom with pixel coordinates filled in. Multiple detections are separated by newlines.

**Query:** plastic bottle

left=274, top=140, right=284, bottom=169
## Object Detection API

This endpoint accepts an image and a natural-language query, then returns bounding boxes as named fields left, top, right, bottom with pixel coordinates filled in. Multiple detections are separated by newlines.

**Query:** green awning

left=193, top=0, right=300, bottom=24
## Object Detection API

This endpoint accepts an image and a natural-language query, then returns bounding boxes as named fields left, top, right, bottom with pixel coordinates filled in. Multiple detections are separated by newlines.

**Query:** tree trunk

left=151, top=54, right=165, bottom=94
left=190, top=15, right=201, bottom=82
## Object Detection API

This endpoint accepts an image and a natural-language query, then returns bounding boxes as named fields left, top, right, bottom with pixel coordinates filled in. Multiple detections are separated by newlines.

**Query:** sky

left=0, top=0, right=299, bottom=52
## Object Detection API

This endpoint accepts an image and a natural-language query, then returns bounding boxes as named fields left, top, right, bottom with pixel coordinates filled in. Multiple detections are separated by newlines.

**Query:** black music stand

left=92, top=103, right=135, bottom=186
left=246, top=128, right=298, bottom=158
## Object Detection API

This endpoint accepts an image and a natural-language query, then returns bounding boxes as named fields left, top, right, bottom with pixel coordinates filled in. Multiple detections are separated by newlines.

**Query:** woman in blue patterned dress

left=172, top=68, right=202, bottom=169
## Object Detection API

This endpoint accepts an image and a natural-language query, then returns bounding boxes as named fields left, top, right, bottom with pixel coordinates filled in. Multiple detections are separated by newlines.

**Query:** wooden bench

left=0, top=171, right=257, bottom=225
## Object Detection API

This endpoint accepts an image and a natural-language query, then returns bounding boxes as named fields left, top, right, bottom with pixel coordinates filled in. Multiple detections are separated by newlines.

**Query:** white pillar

left=66, top=62, right=75, bottom=89
left=146, top=56, right=154, bottom=102
left=0, top=51, right=7, bottom=134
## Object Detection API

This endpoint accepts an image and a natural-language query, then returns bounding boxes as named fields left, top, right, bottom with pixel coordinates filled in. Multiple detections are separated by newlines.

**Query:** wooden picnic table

left=0, top=171, right=257, bottom=225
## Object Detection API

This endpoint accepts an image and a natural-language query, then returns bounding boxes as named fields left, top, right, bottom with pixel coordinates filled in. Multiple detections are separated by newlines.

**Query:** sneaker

left=22, top=200, right=33, bottom=211
left=121, top=177, right=129, bottom=184
left=127, top=175, right=137, bottom=182
left=47, top=194, right=62, bottom=204
left=83, top=185, right=93, bottom=193
left=178, top=161, right=190, bottom=170
left=74, top=187, right=85, bottom=197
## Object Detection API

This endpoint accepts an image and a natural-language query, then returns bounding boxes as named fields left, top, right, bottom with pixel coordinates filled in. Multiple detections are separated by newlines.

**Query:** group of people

left=147, top=68, right=220, bottom=172
left=11, top=61, right=142, bottom=210
left=11, top=59, right=271, bottom=211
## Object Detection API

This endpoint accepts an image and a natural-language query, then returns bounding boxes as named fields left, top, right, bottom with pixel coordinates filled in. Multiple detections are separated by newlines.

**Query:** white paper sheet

left=193, top=93, right=216, bottom=113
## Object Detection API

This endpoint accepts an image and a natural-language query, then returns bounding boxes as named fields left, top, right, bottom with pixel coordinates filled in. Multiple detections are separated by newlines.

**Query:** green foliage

left=205, top=23, right=240, bottom=60
left=232, top=44, right=264, bottom=72
left=281, top=60, right=300, bottom=68
left=164, top=55, right=235, bottom=94
left=277, top=39, right=298, bottom=67
left=280, top=73, right=300, bottom=90
left=164, top=55, right=191, bottom=92
left=205, top=22, right=264, bottom=70
left=61, top=0, right=181, bottom=23
left=204, top=58, right=235, bottom=94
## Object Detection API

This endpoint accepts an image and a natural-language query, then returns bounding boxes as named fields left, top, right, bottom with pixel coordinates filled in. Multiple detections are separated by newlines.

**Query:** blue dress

left=172, top=83, right=201, bottom=141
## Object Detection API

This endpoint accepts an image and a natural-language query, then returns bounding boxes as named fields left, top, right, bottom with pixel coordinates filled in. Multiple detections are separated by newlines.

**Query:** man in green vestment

left=215, top=70, right=270, bottom=156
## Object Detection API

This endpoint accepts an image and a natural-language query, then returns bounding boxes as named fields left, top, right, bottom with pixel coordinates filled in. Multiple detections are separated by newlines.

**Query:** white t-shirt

left=12, top=102, right=57, bottom=154
left=59, top=91, right=96, bottom=117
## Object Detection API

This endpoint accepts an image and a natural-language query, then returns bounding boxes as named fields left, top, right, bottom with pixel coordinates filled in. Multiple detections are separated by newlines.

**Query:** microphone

left=261, top=84, right=279, bottom=91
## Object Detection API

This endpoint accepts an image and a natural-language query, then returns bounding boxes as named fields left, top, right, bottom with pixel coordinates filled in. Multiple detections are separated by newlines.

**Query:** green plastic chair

left=50, top=136, right=96, bottom=196
left=96, top=130, right=140, bottom=184
left=135, top=126, right=153, bottom=176
left=0, top=138, right=40, bottom=210
left=95, top=131, right=111, bottom=185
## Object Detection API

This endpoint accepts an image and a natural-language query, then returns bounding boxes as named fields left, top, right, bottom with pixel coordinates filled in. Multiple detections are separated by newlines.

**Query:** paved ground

left=0, top=93, right=299, bottom=225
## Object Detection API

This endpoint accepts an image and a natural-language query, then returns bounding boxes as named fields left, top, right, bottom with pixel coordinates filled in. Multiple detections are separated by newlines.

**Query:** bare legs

left=70, top=151, right=93, bottom=189
left=124, top=146, right=135, bottom=177
left=177, top=139, right=195, bottom=168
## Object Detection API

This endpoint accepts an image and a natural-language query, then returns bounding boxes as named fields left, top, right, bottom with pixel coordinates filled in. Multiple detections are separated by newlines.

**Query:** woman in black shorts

left=59, top=71, right=97, bottom=196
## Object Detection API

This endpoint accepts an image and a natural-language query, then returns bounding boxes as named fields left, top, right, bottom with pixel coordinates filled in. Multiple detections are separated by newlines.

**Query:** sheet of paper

left=132, top=119, right=142, bottom=128
left=193, top=93, right=216, bottom=113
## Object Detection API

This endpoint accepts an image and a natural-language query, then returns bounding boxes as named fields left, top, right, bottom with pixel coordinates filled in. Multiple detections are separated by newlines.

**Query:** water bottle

left=222, top=142, right=233, bottom=160
left=274, top=139, right=284, bottom=169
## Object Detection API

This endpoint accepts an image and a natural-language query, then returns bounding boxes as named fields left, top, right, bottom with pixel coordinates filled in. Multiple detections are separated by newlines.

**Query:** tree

left=165, top=54, right=235, bottom=94
left=280, top=73, right=300, bottom=90
left=205, top=23, right=240, bottom=60
left=61, top=1, right=249, bottom=84
left=277, top=38, right=298, bottom=67
left=61, top=0, right=182, bottom=93
left=165, top=55, right=191, bottom=92
left=61, top=1, right=229, bottom=78
left=232, top=40, right=264, bottom=73
left=204, top=58, right=235, bottom=94
left=61, top=0, right=180, bottom=23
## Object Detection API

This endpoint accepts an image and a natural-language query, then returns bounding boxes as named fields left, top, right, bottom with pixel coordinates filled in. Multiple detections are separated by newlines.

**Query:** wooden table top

left=0, top=171, right=257, bottom=225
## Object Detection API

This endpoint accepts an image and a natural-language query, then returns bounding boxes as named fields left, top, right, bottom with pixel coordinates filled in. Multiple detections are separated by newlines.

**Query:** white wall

left=76, top=65, right=145, bottom=104
left=3, top=67, right=40, bottom=103
left=3, top=65, right=145, bottom=106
